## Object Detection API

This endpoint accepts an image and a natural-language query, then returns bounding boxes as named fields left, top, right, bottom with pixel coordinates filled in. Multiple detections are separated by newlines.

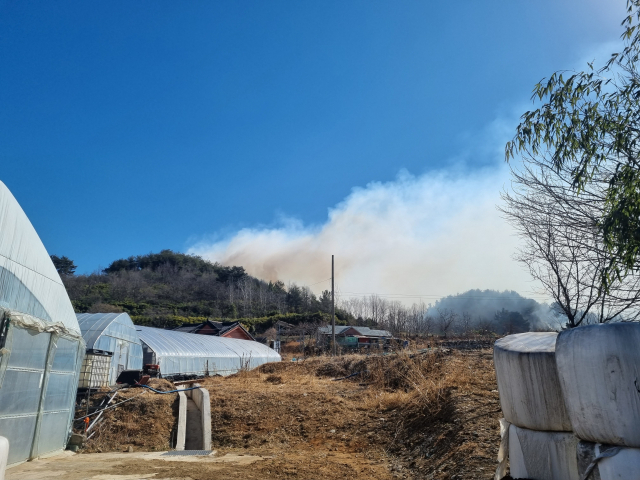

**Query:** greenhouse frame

left=136, top=326, right=281, bottom=378
left=76, top=313, right=143, bottom=386
left=0, top=181, right=85, bottom=467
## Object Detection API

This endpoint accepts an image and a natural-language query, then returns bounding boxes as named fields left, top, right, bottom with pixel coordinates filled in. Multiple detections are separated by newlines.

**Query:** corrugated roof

left=317, top=325, right=392, bottom=337
left=318, top=325, right=351, bottom=335
left=353, top=327, right=392, bottom=337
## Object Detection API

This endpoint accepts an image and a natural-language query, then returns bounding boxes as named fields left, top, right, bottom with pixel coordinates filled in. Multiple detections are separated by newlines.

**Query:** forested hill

left=61, top=250, right=345, bottom=330
left=58, top=250, right=555, bottom=335
left=427, top=289, right=557, bottom=332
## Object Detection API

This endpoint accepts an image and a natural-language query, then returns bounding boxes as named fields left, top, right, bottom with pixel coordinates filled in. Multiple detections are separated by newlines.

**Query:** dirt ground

left=13, top=348, right=502, bottom=480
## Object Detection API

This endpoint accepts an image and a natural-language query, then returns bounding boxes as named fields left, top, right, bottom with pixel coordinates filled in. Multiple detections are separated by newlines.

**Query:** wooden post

left=332, top=255, right=336, bottom=356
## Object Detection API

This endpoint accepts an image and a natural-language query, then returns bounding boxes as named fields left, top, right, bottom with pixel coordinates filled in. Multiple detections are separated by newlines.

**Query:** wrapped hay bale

left=494, top=332, right=572, bottom=431
left=508, top=424, right=579, bottom=480
left=555, top=322, right=640, bottom=447
left=577, top=441, right=640, bottom=480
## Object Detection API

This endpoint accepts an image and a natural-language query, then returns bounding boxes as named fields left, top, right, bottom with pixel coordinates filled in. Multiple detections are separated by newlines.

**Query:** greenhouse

left=76, top=313, right=144, bottom=386
left=0, top=181, right=85, bottom=466
left=136, top=326, right=281, bottom=378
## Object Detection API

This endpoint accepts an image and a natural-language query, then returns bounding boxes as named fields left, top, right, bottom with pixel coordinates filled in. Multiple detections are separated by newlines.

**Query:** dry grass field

left=79, top=348, right=502, bottom=479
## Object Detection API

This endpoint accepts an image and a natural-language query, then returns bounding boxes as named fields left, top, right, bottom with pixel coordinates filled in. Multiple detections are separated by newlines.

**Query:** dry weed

left=80, top=387, right=179, bottom=453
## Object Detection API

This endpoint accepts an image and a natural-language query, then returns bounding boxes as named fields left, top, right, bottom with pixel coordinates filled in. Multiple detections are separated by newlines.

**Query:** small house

left=317, top=325, right=393, bottom=350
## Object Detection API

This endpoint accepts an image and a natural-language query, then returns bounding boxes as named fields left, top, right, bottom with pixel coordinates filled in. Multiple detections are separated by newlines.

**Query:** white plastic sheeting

left=508, top=424, right=580, bottom=480
left=556, top=322, right=640, bottom=447
left=0, top=181, right=85, bottom=466
left=0, top=182, right=79, bottom=334
left=77, top=313, right=143, bottom=384
left=494, top=332, right=572, bottom=431
left=0, top=436, right=8, bottom=480
left=136, top=326, right=281, bottom=377
left=577, top=441, right=640, bottom=480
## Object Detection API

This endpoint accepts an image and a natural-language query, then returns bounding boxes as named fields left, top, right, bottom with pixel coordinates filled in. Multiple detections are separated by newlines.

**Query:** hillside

left=62, top=250, right=349, bottom=331
left=59, top=250, right=555, bottom=335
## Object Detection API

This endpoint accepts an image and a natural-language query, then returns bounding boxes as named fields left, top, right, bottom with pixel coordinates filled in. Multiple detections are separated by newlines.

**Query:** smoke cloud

left=188, top=165, right=538, bottom=304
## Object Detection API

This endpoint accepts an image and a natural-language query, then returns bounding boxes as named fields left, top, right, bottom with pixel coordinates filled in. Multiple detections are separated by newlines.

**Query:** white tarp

left=494, top=332, right=572, bottom=431
left=0, top=182, right=80, bottom=335
left=556, top=322, right=640, bottom=447
left=509, top=424, right=580, bottom=480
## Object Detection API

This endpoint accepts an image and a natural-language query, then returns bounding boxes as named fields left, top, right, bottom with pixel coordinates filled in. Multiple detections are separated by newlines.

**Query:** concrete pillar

left=175, top=387, right=187, bottom=451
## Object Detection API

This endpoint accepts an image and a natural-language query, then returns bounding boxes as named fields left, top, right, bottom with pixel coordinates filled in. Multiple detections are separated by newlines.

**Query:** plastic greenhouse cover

left=77, top=313, right=142, bottom=348
left=136, top=326, right=281, bottom=376
left=77, top=313, right=143, bottom=383
left=0, top=181, right=84, bottom=466
left=0, top=181, right=80, bottom=333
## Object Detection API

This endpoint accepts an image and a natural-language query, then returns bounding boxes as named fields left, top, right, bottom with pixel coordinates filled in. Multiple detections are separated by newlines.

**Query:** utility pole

left=332, top=254, right=336, bottom=356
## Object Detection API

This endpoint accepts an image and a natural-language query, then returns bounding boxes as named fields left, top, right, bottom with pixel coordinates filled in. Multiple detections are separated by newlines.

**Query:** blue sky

left=0, top=0, right=628, bottom=280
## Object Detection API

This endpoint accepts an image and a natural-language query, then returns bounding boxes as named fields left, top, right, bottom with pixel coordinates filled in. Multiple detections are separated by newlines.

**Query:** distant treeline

left=58, top=250, right=555, bottom=336
left=337, top=289, right=556, bottom=337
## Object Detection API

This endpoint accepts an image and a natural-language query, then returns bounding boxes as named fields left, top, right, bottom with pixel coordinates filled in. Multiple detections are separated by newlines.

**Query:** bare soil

left=74, top=349, right=502, bottom=479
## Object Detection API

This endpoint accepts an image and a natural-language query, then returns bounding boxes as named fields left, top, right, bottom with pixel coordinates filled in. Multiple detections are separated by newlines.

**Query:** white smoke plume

left=188, top=165, right=538, bottom=304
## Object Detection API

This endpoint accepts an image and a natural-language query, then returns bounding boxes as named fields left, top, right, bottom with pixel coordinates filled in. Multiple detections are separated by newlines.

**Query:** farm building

left=136, top=325, right=280, bottom=379
left=76, top=313, right=144, bottom=386
left=318, top=325, right=393, bottom=350
left=173, top=320, right=254, bottom=340
left=0, top=181, right=85, bottom=466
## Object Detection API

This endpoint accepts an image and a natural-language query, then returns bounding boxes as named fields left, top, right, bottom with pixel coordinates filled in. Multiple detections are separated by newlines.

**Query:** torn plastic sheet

left=0, top=308, right=83, bottom=342
left=494, top=418, right=510, bottom=480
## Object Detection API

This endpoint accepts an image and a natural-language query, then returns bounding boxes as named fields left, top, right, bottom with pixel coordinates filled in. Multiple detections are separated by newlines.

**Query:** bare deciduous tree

left=501, top=155, right=640, bottom=327
left=459, top=312, right=472, bottom=338
left=437, top=309, right=457, bottom=338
